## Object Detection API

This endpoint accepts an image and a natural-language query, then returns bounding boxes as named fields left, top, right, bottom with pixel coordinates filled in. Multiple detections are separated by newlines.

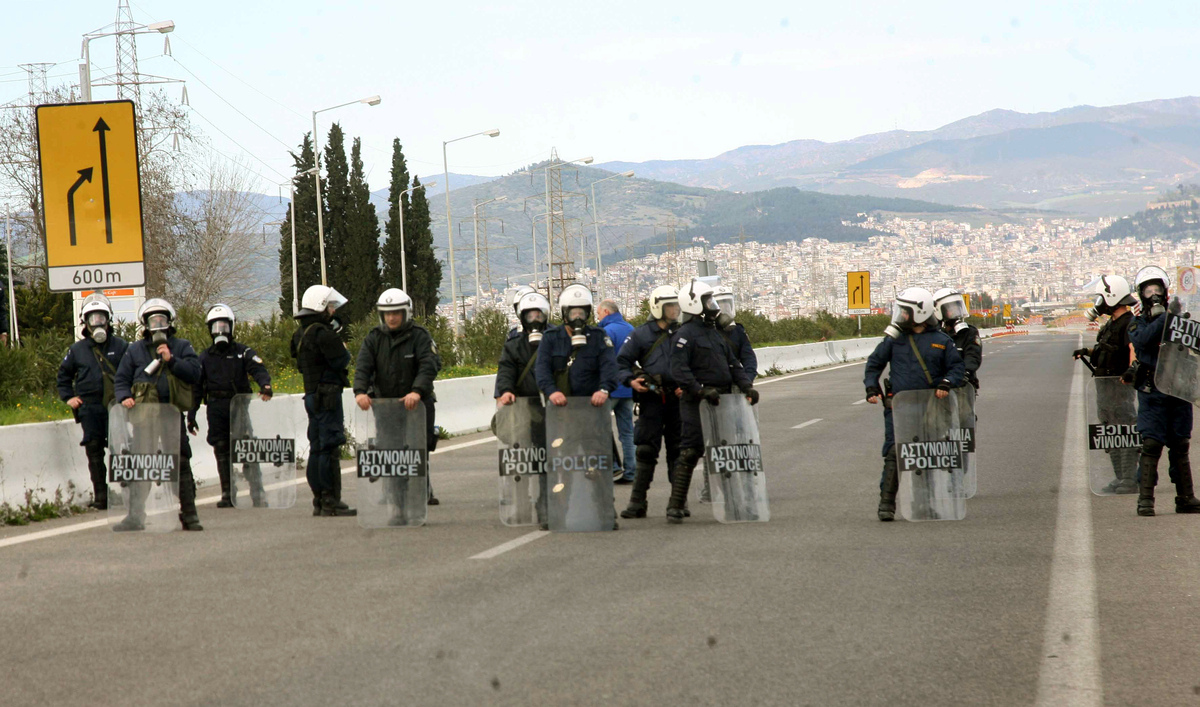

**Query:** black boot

left=878, top=450, right=898, bottom=522
left=320, top=490, right=357, bottom=516
left=215, top=444, right=233, bottom=508
left=330, top=465, right=351, bottom=511
left=179, top=459, right=204, bottom=530
left=1137, top=441, right=1161, bottom=517
left=666, top=449, right=701, bottom=524
left=84, top=440, right=109, bottom=510
left=621, top=445, right=657, bottom=518
left=1168, top=442, right=1200, bottom=513
left=427, top=476, right=439, bottom=505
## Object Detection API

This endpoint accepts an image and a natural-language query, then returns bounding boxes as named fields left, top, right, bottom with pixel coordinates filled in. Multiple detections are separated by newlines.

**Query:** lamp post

left=589, top=170, right=634, bottom=301
left=443, top=129, right=500, bottom=336
left=472, top=195, right=507, bottom=313
left=80, top=20, right=175, bottom=102
left=312, top=95, right=381, bottom=286
left=280, top=167, right=319, bottom=315
left=396, top=180, right=435, bottom=293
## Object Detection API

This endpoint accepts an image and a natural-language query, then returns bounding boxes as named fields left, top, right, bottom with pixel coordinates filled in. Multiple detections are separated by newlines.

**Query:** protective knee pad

left=635, top=444, right=659, bottom=466
left=1142, top=437, right=1165, bottom=459
left=881, top=449, right=899, bottom=495
left=1168, top=440, right=1190, bottom=466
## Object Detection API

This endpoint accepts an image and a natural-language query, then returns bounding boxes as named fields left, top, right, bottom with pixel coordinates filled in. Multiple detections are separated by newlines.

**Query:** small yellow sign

left=1003, top=303, right=1012, bottom=318
left=847, top=271, right=871, bottom=311
left=962, top=293, right=970, bottom=311
left=36, top=100, right=145, bottom=291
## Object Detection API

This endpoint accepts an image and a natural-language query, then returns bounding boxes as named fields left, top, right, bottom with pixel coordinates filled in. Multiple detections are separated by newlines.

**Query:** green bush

left=459, top=308, right=509, bottom=368
left=14, top=281, right=73, bottom=337
left=0, top=329, right=73, bottom=405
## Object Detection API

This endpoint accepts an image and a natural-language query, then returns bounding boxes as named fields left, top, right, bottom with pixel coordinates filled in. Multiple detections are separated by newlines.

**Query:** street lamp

left=312, top=95, right=382, bottom=286
left=281, top=167, right=319, bottom=315
left=472, top=195, right=507, bottom=312
left=443, top=128, right=500, bottom=336
left=590, top=170, right=634, bottom=300
left=80, top=19, right=175, bottom=102
left=396, top=180, right=435, bottom=293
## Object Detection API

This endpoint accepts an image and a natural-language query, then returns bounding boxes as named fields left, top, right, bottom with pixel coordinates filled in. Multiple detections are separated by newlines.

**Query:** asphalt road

left=4, top=332, right=1200, bottom=707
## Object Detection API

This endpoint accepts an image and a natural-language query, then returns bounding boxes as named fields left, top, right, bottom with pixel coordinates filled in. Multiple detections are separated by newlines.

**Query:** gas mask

left=210, top=320, right=232, bottom=348
left=885, top=304, right=913, bottom=340
left=1140, top=283, right=1166, bottom=318
left=701, top=295, right=721, bottom=324
left=1084, top=294, right=1111, bottom=322
left=567, top=307, right=589, bottom=348
left=522, top=311, right=547, bottom=345
left=716, top=299, right=735, bottom=329
left=939, top=299, right=967, bottom=327
left=86, top=312, right=109, bottom=344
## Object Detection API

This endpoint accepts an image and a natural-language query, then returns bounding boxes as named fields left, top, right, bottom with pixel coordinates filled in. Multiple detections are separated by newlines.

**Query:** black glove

left=700, top=386, right=721, bottom=405
left=1072, top=347, right=1090, bottom=360
left=186, top=412, right=198, bottom=435
left=936, top=380, right=952, bottom=393
left=865, top=386, right=882, bottom=401
left=1169, top=296, right=1183, bottom=316
left=260, top=385, right=273, bottom=399
left=744, top=388, right=760, bottom=405
left=1120, top=366, right=1136, bottom=384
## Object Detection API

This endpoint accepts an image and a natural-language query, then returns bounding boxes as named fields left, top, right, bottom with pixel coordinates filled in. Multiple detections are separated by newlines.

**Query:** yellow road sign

left=36, top=100, right=145, bottom=291
left=962, top=293, right=970, bottom=311
left=847, top=271, right=870, bottom=311
left=1003, top=303, right=1012, bottom=318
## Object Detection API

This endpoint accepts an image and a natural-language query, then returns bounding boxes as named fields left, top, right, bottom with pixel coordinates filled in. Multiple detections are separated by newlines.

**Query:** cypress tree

left=342, top=137, right=381, bottom=322
left=404, top=175, right=442, bottom=318
left=381, top=138, right=410, bottom=292
left=322, top=123, right=350, bottom=298
left=278, top=133, right=322, bottom=315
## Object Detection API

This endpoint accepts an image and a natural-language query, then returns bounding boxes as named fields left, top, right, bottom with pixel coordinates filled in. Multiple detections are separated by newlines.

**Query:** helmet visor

left=662, top=302, right=681, bottom=321
left=566, top=307, right=589, bottom=323
left=891, top=302, right=914, bottom=329
left=1141, top=282, right=1165, bottom=298
left=326, top=289, right=348, bottom=312
left=717, top=297, right=735, bottom=317
left=86, top=311, right=109, bottom=329
left=146, top=313, right=170, bottom=332
left=210, top=320, right=232, bottom=336
left=522, top=309, right=546, bottom=326
left=701, top=294, right=719, bottom=313
left=940, top=299, right=966, bottom=321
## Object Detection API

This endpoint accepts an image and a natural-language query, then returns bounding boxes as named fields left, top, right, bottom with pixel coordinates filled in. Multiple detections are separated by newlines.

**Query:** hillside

left=1094, top=185, right=1200, bottom=242
left=597, top=97, right=1200, bottom=216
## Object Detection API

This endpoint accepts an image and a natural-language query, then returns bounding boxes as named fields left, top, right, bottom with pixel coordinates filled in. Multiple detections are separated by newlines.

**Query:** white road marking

left=470, top=530, right=550, bottom=559
left=791, top=418, right=822, bottom=429
left=0, top=434, right=501, bottom=550
left=1034, top=345, right=1102, bottom=707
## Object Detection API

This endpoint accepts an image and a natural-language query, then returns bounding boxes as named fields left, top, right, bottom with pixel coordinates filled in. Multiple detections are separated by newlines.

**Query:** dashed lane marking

left=791, top=418, right=823, bottom=429
left=469, top=530, right=551, bottom=559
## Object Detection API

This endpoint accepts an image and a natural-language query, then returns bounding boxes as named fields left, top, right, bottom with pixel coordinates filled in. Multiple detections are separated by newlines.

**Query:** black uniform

left=495, top=331, right=549, bottom=526
left=945, top=322, right=982, bottom=389
left=114, top=332, right=203, bottom=530
left=189, top=342, right=272, bottom=506
left=56, top=333, right=129, bottom=506
left=719, top=322, right=758, bottom=381
left=616, top=320, right=681, bottom=515
left=665, top=318, right=754, bottom=519
left=1081, top=310, right=1137, bottom=491
left=292, top=314, right=351, bottom=513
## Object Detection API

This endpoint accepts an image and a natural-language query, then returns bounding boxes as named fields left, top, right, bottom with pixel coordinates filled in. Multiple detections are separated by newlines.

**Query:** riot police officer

left=666, top=280, right=758, bottom=525
left=713, top=285, right=758, bottom=380
left=496, top=291, right=552, bottom=528
left=1126, top=266, right=1200, bottom=516
left=1073, top=275, right=1137, bottom=493
left=113, top=298, right=204, bottom=531
left=864, top=287, right=965, bottom=522
left=505, top=285, right=535, bottom=341
left=57, top=294, right=128, bottom=509
left=534, top=284, right=621, bottom=527
left=617, top=285, right=683, bottom=519
left=292, top=285, right=356, bottom=517
left=932, top=288, right=982, bottom=390
left=188, top=304, right=273, bottom=508
left=354, top=288, right=442, bottom=508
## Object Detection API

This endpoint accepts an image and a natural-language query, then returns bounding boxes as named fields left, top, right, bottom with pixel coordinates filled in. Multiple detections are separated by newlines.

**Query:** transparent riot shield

left=1155, top=312, right=1200, bottom=406
left=952, top=386, right=978, bottom=499
left=107, top=402, right=181, bottom=533
left=545, top=399, right=617, bottom=532
left=353, top=400, right=428, bottom=528
left=230, top=395, right=298, bottom=509
left=494, top=397, right=548, bottom=527
left=700, top=394, right=769, bottom=523
left=892, top=389, right=965, bottom=522
left=1085, top=376, right=1140, bottom=496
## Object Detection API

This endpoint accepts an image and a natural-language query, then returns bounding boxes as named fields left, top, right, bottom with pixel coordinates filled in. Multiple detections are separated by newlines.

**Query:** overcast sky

left=3, top=0, right=1198, bottom=192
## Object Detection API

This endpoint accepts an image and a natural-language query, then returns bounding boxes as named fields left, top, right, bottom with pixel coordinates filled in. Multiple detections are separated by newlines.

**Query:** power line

left=168, top=55, right=293, bottom=151
left=185, top=104, right=289, bottom=180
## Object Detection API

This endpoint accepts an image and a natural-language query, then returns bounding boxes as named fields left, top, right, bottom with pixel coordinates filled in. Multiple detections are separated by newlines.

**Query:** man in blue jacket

left=597, top=299, right=635, bottom=482
left=57, top=294, right=128, bottom=509
left=864, top=287, right=965, bottom=522
left=113, top=298, right=204, bottom=531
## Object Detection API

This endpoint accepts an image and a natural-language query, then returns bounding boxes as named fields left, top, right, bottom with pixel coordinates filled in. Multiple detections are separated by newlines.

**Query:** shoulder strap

left=298, top=323, right=322, bottom=354
left=91, top=345, right=117, bottom=378
left=515, top=354, right=538, bottom=389
left=645, top=329, right=670, bottom=360
left=907, top=335, right=935, bottom=386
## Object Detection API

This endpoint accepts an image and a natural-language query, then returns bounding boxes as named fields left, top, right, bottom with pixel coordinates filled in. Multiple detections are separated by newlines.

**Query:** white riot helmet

left=517, top=292, right=551, bottom=344
left=1134, top=266, right=1171, bottom=318
left=885, top=287, right=935, bottom=339
left=649, top=285, right=680, bottom=321
left=932, top=288, right=969, bottom=328
left=376, top=288, right=413, bottom=327
left=138, top=298, right=176, bottom=334
left=1082, top=275, right=1135, bottom=322
left=81, top=294, right=114, bottom=344
left=508, top=285, right=535, bottom=314
left=679, top=279, right=720, bottom=323
left=205, top=303, right=236, bottom=346
left=298, top=285, right=348, bottom=317
left=558, top=284, right=594, bottom=348
left=712, top=285, right=736, bottom=328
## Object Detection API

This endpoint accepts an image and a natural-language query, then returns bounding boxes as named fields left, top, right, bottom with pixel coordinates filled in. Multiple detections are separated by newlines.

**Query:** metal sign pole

left=5, top=205, right=18, bottom=345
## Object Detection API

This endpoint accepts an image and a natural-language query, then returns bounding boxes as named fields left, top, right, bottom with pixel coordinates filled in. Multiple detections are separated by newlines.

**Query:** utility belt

left=207, top=390, right=239, bottom=400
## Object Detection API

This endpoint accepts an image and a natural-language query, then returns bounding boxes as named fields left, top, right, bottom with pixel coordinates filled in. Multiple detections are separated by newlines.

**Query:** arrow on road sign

left=66, top=167, right=94, bottom=247
left=93, top=118, right=113, bottom=244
